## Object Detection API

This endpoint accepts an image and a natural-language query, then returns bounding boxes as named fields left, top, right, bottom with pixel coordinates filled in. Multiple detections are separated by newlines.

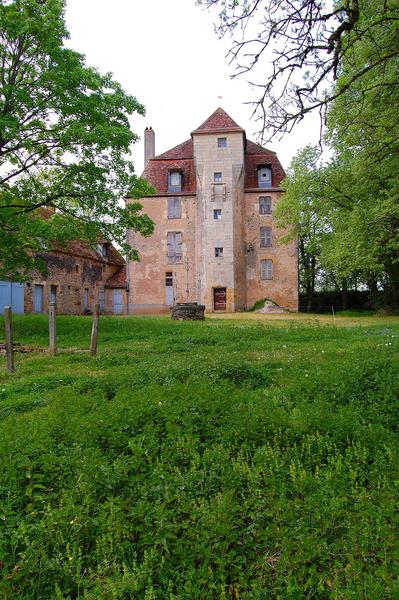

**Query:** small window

left=257, top=166, right=272, bottom=188
left=50, top=285, right=57, bottom=303
left=213, top=209, right=222, bottom=220
left=167, top=232, right=183, bottom=264
left=165, top=272, right=173, bottom=286
left=214, top=172, right=222, bottom=183
left=84, top=288, right=89, bottom=310
left=99, top=287, right=105, bottom=312
left=261, top=259, right=273, bottom=280
left=260, top=226, right=272, bottom=247
left=215, top=247, right=223, bottom=257
left=168, top=171, right=182, bottom=193
left=168, top=197, right=181, bottom=219
left=259, top=196, right=272, bottom=215
left=217, top=137, right=227, bottom=148
left=97, top=243, right=107, bottom=257
left=75, top=264, right=80, bottom=273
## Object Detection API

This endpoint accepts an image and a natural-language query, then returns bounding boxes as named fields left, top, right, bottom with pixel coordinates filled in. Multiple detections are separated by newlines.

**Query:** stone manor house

left=126, top=108, right=298, bottom=313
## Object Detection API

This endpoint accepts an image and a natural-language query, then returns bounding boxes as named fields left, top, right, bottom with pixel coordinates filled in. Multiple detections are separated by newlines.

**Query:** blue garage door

left=0, top=281, right=25, bottom=315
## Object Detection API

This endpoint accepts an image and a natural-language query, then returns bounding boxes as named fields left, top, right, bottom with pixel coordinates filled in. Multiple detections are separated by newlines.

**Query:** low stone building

left=126, top=108, right=298, bottom=313
left=0, top=240, right=127, bottom=315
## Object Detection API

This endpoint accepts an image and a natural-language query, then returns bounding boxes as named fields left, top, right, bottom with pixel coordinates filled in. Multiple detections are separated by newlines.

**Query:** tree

left=199, top=0, right=399, bottom=139
left=276, top=146, right=330, bottom=311
left=0, top=0, right=154, bottom=279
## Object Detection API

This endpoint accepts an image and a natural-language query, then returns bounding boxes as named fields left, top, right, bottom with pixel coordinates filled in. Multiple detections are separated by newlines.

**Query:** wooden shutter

left=261, top=260, right=273, bottom=280
left=168, top=198, right=181, bottom=219
left=260, top=226, right=272, bottom=247
left=167, top=232, right=182, bottom=263
left=259, top=196, right=272, bottom=214
left=175, top=232, right=182, bottom=262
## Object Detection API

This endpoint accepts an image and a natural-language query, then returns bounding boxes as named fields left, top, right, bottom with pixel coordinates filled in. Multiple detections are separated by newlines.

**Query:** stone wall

left=127, top=195, right=198, bottom=312
left=24, top=252, right=127, bottom=315
left=244, top=191, right=298, bottom=310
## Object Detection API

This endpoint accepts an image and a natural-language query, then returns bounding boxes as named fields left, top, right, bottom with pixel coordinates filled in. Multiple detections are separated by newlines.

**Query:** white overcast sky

left=65, top=0, right=320, bottom=175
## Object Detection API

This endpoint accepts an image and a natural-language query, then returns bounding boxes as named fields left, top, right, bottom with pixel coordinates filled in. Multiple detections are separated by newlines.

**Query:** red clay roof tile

left=192, top=107, right=243, bottom=133
left=105, top=266, right=127, bottom=288
left=154, top=139, right=193, bottom=160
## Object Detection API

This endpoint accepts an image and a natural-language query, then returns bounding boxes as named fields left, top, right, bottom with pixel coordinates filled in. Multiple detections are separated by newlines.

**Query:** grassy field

left=0, top=313, right=399, bottom=599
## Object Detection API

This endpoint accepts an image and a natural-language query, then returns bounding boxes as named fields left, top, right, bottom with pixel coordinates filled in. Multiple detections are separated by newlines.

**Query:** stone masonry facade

left=126, top=108, right=298, bottom=313
left=23, top=241, right=128, bottom=315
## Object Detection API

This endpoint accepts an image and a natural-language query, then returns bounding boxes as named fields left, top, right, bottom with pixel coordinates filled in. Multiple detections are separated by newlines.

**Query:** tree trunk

left=342, top=277, right=348, bottom=311
left=385, top=263, right=399, bottom=311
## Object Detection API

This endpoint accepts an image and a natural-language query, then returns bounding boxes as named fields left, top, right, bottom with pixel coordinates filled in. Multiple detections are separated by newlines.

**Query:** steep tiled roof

left=142, top=158, right=195, bottom=195
left=192, top=107, right=244, bottom=133
left=50, top=240, right=125, bottom=266
left=154, top=139, right=193, bottom=160
left=140, top=110, right=285, bottom=195
left=105, top=266, right=127, bottom=288
left=246, top=139, right=275, bottom=155
left=244, top=140, right=286, bottom=189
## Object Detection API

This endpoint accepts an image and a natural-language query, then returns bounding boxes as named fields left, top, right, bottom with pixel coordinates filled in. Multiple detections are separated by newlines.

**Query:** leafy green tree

left=276, top=146, right=331, bottom=311
left=0, top=0, right=154, bottom=279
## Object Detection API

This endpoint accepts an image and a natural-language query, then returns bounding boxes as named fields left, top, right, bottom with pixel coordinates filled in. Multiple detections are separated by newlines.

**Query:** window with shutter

left=167, top=232, right=183, bottom=264
left=260, top=226, right=272, bottom=247
left=257, top=166, right=272, bottom=188
left=168, top=171, right=182, bottom=193
left=259, top=196, right=272, bottom=215
left=168, top=197, right=181, bottom=219
left=261, top=260, right=273, bottom=280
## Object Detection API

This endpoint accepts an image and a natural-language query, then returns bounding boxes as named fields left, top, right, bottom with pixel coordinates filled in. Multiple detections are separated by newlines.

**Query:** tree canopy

left=0, top=0, right=154, bottom=279
left=200, top=0, right=399, bottom=139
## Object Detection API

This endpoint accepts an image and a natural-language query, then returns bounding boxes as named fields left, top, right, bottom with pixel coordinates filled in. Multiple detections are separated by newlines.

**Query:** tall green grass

left=0, top=315, right=398, bottom=598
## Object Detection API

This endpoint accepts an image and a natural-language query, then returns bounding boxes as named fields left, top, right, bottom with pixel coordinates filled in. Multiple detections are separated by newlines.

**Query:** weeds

left=0, top=315, right=398, bottom=598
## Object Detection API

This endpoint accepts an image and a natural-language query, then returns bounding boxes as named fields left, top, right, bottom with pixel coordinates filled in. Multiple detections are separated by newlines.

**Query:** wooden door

left=213, top=288, right=226, bottom=311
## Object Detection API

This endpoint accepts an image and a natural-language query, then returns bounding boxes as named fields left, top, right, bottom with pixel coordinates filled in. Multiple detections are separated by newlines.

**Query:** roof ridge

left=192, top=107, right=243, bottom=133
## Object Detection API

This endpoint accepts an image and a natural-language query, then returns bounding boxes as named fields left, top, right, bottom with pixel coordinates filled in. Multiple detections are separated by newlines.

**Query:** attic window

left=97, top=243, right=107, bottom=258
left=168, top=171, right=182, bottom=193
left=217, top=137, right=227, bottom=148
left=257, top=166, right=272, bottom=188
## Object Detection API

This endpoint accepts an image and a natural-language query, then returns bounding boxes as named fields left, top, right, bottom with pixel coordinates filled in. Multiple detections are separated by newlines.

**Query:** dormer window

left=168, top=170, right=182, bottom=193
left=257, top=166, right=272, bottom=189
left=97, top=243, right=107, bottom=258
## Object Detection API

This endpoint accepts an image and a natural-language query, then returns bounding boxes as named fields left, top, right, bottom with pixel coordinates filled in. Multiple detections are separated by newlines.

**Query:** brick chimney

left=144, top=127, right=155, bottom=167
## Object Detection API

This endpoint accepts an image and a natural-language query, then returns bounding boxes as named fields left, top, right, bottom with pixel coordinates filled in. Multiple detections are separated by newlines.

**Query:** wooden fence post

left=4, top=306, right=14, bottom=373
left=49, top=301, right=57, bottom=356
left=90, top=303, right=99, bottom=356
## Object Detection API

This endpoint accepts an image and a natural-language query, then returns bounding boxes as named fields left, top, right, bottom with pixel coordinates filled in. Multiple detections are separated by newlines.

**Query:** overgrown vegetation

left=1, top=314, right=399, bottom=598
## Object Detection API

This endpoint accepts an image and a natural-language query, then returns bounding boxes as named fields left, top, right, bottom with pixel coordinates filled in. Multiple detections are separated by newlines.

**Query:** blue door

left=34, top=285, right=44, bottom=313
left=0, top=281, right=24, bottom=314
left=113, top=290, right=123, bottom=314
